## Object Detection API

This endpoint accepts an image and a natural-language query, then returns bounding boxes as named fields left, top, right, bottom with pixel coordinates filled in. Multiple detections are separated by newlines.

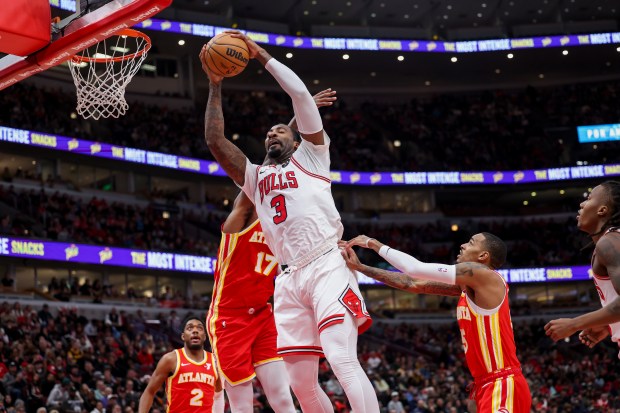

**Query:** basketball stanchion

left=68, top=28, right=151, bottom=120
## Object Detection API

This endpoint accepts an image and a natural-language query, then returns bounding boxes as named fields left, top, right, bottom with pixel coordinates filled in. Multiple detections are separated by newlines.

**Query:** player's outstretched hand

left=223, top=30, right=262, bottom=59
left=344, top=235, right=374, bottom=249
left=199, top=45, right=223, bottom=85
left=578, top=326, right=609, bottom=348
left=341, top=247, right=363, bottom=271
left=313, top=88, right=337, bottom=108
left=544, top=318, right=578, bottom=342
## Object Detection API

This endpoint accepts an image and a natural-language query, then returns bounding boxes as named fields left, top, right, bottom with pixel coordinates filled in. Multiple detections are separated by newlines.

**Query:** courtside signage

left=1, top=126, right=620, bottom=185
left=0, top=236, right=592, bottom=281
left=0, top=236, right=216, bottom=273
left=362, top=265, right=593, bottom=285
left=49, top=1, right=620, bottom=53
left=577, top=123, right=620, bottom=143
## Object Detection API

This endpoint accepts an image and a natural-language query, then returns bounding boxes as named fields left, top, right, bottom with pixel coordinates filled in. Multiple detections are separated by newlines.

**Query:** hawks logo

left=496, top=408, right=510, bottom=413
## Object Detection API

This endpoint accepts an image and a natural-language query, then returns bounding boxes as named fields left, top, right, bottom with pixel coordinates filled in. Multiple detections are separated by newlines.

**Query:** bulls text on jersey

left=258, top=171, right=298, bottom=203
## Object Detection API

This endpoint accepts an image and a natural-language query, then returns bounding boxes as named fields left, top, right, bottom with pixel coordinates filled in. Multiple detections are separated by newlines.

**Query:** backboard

left=0, top=0, right=172, bottom=91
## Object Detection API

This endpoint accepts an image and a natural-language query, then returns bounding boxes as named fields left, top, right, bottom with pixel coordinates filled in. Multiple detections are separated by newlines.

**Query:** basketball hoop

left=68, top=28, right=151, bottom=120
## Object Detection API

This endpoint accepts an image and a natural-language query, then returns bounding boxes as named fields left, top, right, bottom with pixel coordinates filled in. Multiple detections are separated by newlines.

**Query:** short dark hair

left=182, top=316, right=205, bottom=331
left=480, top=232, right=507, bottom=269
left=600, top=181, right=620, bottom=232
left=291, top=127, right=302, bottom=143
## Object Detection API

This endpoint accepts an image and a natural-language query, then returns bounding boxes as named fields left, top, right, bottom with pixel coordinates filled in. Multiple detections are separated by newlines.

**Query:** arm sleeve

left=378, top=246, right=456, bottom=285
left=265, top=58, right=323, bottom=134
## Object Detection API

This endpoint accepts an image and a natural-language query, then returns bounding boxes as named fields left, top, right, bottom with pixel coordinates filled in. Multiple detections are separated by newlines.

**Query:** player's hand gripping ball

left=202, top=33, right=250, bottom=77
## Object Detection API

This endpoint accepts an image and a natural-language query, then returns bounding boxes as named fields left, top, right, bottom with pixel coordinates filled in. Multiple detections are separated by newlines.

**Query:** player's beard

left=187, top=341, right=203, bottom=351
left=267, top=146, right=282, bottom=159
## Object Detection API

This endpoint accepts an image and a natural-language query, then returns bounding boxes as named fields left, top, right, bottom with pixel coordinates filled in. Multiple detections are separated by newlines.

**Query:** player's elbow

left=205, top=132, right=221, bottom=150
left=288, top=86, right=311, bottom=101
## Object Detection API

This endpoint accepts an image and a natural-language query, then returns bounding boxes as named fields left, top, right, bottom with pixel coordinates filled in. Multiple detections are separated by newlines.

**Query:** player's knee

left=322, top=343, right=358, bottom=369
left=269, top=389, right=294, bottom=410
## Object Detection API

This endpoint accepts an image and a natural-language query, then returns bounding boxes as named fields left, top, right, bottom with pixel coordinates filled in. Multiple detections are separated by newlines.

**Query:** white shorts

left=273, top=248, right=372, bottom=357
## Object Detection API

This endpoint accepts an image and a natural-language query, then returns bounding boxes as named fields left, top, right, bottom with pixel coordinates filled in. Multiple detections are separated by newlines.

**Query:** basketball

left=204, top=33, right=250, bottom=78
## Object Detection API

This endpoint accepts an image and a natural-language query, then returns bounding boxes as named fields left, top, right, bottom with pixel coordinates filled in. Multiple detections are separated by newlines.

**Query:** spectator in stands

left=0, top=215, right=11, bottom=235
left=387, top=391, right=405, bottom=413
left=47, top=378, right=71, bottom=410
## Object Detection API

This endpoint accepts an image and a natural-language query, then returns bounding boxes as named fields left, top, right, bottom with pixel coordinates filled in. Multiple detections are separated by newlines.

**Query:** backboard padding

left=0, top=0, right=172, bottom=90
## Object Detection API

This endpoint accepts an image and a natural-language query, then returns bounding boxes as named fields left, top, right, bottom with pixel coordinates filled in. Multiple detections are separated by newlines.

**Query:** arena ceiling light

left=110, top=46, right=130, bottom=53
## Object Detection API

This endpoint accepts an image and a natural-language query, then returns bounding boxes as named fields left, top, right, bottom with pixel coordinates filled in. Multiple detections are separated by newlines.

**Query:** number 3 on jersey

left=270, top=194, right=287, bottom=224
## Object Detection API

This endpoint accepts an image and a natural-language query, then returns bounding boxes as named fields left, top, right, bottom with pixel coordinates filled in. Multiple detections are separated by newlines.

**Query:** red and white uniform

left=241, top=135, right=371, bottom=356
left=207, top=220, right=282, bottom=384
left=456, top=274, right=531, bottom=413
left=592, top=227, right=620, bottom=357
left=166, top=349, right=218, bottom=413
left=242, top=135, right=342, bottom=265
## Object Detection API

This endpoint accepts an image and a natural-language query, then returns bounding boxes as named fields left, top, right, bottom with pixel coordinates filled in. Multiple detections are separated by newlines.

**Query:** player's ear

left=478, top=250, right=490, bottom=264
left=598, top=205, right=609, bottom=217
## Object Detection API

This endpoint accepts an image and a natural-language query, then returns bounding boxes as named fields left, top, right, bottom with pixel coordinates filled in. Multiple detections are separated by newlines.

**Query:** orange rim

left=71, top=28, right=151, bottom=64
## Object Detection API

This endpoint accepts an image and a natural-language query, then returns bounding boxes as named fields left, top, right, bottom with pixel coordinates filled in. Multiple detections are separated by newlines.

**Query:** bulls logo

left=338, top=287, right=370, bottom=318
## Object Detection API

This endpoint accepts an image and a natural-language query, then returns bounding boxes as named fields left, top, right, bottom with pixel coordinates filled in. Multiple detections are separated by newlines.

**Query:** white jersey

left=592, top=227, right=620, bottom=355
left=241, top=134, right=343, bottom=265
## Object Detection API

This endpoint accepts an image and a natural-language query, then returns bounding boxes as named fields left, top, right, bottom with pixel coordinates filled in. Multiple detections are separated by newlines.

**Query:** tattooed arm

left=342, top=235, right=505, bottom=306
left=341, top=248, right=462, bottom=296
left=546, top=235, right=620, bottom=341
left=199, top=46, right=248, bottom=186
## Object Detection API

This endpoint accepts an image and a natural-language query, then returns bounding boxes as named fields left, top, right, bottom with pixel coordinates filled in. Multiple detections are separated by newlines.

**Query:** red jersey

left=210, top=220, right=277, bottom=310
left=166, top=349, right=217, bottom=413
left=456, top=274, right=521, bottom=379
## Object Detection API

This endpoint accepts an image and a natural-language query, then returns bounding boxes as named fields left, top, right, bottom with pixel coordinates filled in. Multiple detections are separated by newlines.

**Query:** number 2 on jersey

left=270, top=194, right=287, bottom=224
left=189, top=389, right=203, bottom=406
left=255, top=252, right=277, bottom=276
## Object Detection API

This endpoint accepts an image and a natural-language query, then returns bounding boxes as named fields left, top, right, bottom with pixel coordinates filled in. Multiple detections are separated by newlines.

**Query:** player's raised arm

left=199, top=45, right=248, bottom=186
left=289, top=88, right=337, bottom=131
left=226, top=30, right=326, bottom=146
left=138, top=351, right=176, bottom=413
left=545, top=234, right=620, bottom=341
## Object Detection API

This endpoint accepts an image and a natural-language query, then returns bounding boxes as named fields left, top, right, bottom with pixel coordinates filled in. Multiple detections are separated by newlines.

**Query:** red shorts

left=207, top=304, right=281, bottom=385
left=474, top=372, right=531, bottom=413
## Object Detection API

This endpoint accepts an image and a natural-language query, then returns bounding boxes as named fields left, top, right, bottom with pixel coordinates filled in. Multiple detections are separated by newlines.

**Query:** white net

left=68, top=29, right=150, bottom=120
